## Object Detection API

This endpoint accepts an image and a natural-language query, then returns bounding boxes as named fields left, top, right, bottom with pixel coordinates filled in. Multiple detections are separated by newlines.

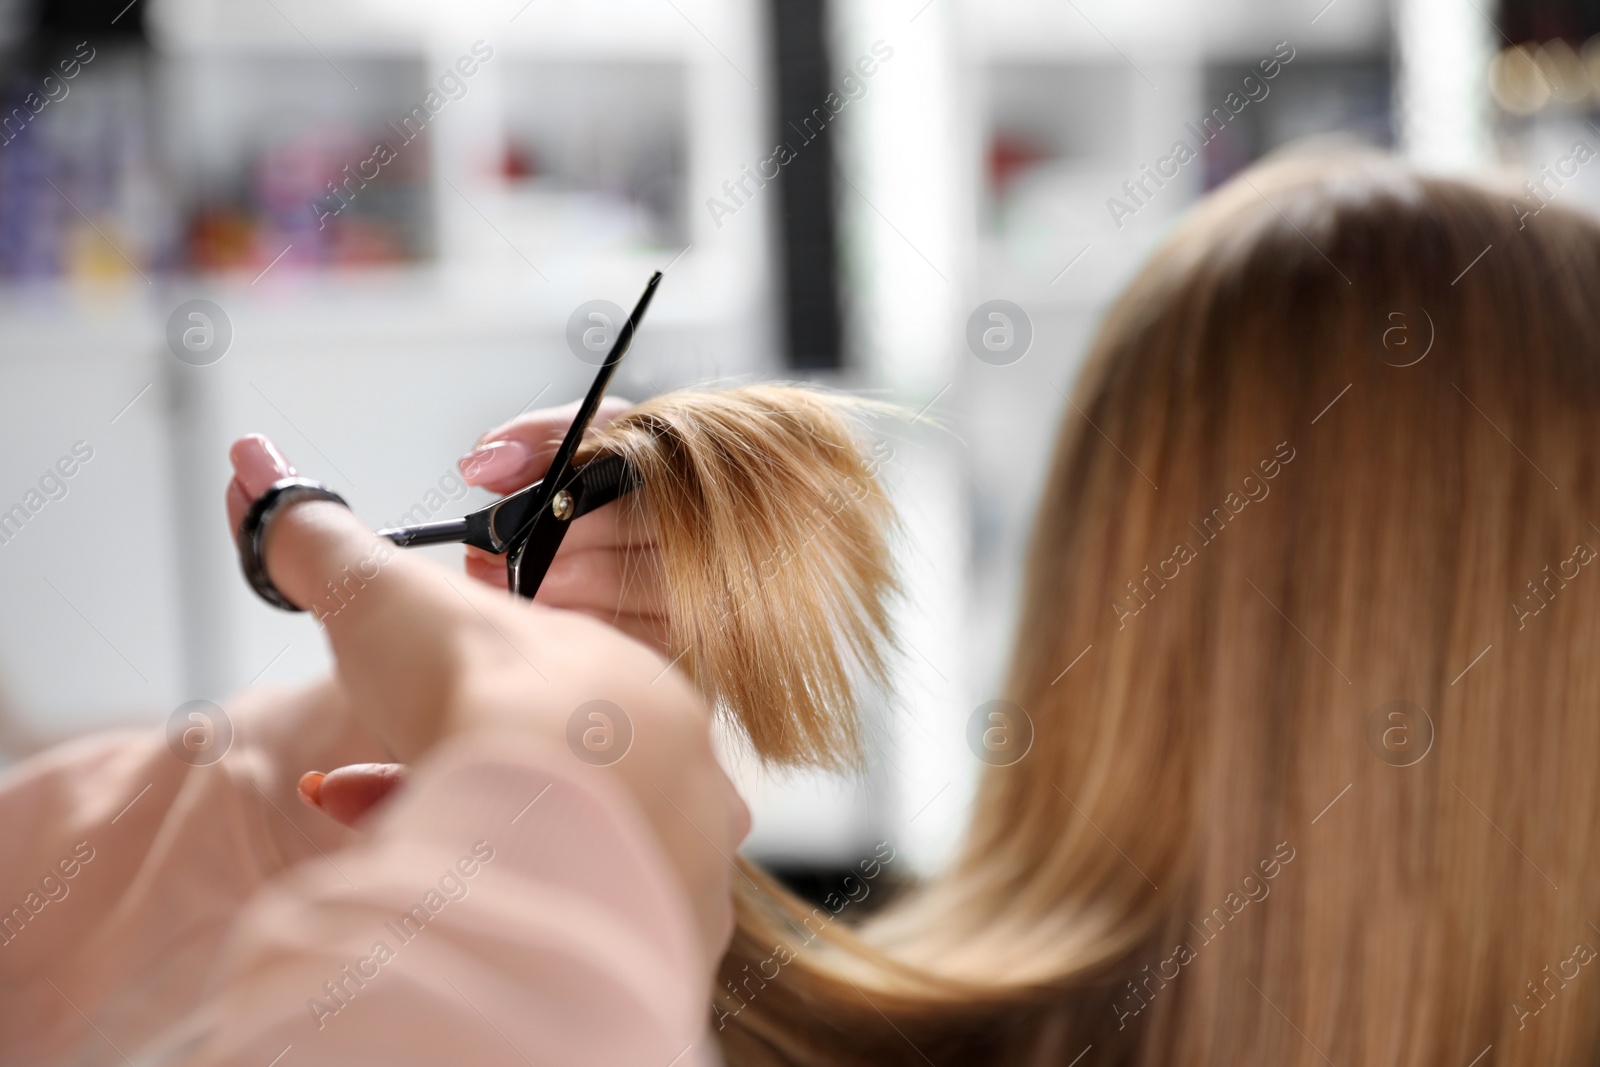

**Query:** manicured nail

left=297, top=771, right=325, bottom=807
left=230, top=434, right=296, bottom=497
left=459, top=440, right=534, bottom=485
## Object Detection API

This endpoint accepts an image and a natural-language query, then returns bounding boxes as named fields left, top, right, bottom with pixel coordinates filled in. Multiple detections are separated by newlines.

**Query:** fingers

left=467, top=542, right=664, bottom=613
left=539, top=544, right=666, bottom=616
left=463, top=549, right=668, bottom=650
left=454, top=396, right=657, bottom=623
left=547, top=500, right=654, bottom=552
left=463, top=547, right=506, bottom=589
left=600, top=611, right=671, bottom=654
left=458, top=395, right=633, bottom=495
left=298, top=764, right=410, bottom=827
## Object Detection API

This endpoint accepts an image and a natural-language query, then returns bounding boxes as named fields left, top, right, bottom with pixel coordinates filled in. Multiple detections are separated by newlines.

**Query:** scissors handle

left=504, top=452, right=641, bottom=596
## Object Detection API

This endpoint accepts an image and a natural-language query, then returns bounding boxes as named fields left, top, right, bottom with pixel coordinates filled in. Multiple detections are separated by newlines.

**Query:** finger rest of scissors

left=375, top=517, right=474, bottom=548
left=376, top=506, right=498, bottom=551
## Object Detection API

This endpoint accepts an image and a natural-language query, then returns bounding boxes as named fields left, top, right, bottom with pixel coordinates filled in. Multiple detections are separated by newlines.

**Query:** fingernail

left=231, top=434, right=297, bottom=498
left=459, top=440, right=534, bottom=485
left=297, top=771, right=325, bottom=807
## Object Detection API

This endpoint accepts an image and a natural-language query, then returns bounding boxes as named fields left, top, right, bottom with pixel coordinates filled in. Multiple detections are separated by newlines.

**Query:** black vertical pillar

left=30, top=0, right=148, bottom=53
left=768, top=0, right=843, bottom=371
left=1497, top=0, right=1600, bottom=41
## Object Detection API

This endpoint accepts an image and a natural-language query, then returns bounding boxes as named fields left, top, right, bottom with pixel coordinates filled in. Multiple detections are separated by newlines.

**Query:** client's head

left=719, top=152, right=1600, bottom=1067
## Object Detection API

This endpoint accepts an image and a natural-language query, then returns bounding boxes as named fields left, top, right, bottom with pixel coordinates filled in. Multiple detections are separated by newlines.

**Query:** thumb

left=231, top=435, right=413, bottom=619
left=230, top=434, right=479, bottom=757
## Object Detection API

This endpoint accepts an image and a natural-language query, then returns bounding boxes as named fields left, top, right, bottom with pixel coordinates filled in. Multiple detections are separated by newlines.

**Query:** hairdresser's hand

left=458, top=398, right=669, bottom=653
left=255, top=400, right=666, bottom=836
left=225, top=434, right=747, bottom=961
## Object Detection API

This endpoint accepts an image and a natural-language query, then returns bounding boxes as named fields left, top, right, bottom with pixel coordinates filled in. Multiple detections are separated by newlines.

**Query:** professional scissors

left=237, top=272, right=660, bottom=611
left=374, top=271, right=661, bottom=598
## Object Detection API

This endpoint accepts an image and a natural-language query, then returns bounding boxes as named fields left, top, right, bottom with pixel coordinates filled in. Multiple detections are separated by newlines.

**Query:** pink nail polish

left=459, top=440, right=534, bottom=485
left=231, top=434, right=297, bottom=497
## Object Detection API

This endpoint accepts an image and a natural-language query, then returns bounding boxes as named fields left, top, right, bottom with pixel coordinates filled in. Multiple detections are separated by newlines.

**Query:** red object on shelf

left=988, top=132, right=1048, bottom=194
left=502, top=143, right=538, bottom=180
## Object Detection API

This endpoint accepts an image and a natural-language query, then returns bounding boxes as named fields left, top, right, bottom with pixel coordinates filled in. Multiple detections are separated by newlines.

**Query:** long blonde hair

left=591, top=153, right=1600, bottom=1065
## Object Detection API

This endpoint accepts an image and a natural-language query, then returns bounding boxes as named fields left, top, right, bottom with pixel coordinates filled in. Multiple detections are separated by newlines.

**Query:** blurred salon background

left=0, top=0, right=1586, bottom=901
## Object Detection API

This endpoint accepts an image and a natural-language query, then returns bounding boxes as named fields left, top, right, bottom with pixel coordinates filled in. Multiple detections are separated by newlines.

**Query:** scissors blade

left=504, top=271, right=662, bottom=596
left=372, top=272, right=660, bottom=581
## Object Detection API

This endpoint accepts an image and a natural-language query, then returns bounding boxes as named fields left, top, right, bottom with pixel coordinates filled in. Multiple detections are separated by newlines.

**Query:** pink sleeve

left=0, top=682, right=382, bottom=1066
left=162, top=730, right=718, bottom=1067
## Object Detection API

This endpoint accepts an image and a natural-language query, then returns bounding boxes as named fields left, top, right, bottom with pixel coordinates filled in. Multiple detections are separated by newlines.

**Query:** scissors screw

left=551, top=490, right=575, bottom=521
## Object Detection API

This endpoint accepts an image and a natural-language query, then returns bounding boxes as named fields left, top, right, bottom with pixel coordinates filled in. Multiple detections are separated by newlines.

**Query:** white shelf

left=958, top=0, right=1391, bottom=62
left=148, top=0, right=733, bottom=60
